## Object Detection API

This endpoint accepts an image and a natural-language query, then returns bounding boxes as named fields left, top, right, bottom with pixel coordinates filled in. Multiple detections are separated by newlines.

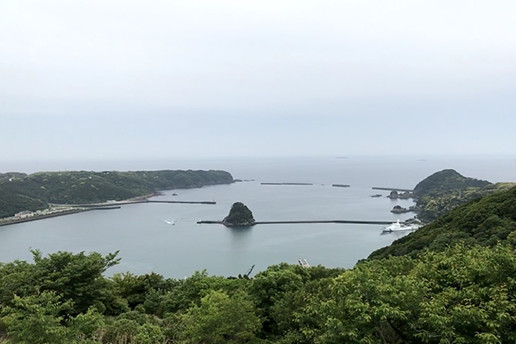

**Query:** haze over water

left=1, top=155, right=515, bottom=278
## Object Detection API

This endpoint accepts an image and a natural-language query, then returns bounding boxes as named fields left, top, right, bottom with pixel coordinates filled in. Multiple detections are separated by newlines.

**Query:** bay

left=1, top=155, right=515, bottom=278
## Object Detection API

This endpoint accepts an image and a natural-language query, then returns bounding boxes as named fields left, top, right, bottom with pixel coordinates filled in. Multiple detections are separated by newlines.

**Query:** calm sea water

left=1, top=155, right=515, bottom=277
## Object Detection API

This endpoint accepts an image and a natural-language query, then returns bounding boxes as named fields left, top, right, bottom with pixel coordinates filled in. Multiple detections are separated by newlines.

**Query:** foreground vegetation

left=1, top=186, right=516, bottom=343
left=1, top=245, right=516, bottom=343
left=0, top=170, right=233, bottom=218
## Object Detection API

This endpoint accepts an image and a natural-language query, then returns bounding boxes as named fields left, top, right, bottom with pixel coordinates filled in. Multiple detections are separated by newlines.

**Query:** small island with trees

left=222, top=202, right=256, bottom=226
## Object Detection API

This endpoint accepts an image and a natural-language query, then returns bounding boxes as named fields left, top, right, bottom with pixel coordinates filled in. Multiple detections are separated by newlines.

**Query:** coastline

left=0, top=190, right=217, bottom=227
left=0, top=193, right=158, bottom=228
left=0, top=208, right=91, bottom=227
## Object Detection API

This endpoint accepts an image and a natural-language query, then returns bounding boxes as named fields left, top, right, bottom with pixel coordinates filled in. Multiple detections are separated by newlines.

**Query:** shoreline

left=0, top=190, right=217, bottom=227
left=0, top=208, right=92, bottom=227
left=0, top=206, right=123, bottom=227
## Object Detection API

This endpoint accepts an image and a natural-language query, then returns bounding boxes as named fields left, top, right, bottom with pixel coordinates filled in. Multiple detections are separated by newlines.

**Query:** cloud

left=1, top=1, right=515, bottom=161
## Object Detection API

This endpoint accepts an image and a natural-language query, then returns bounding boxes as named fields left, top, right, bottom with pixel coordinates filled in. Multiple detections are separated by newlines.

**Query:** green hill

left=369, top=185, right=516, bottom=259
left=413, top=169, right=493, bottom=222
left=0, top=170, right=233, bottom=218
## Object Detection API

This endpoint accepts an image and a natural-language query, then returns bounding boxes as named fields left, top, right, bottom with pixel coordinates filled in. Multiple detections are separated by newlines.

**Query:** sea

left=1, top=155, right=515, bottom=278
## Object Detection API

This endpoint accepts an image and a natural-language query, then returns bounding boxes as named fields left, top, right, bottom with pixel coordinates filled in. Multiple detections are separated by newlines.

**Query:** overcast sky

left=1, top=0, right=515, bottom=164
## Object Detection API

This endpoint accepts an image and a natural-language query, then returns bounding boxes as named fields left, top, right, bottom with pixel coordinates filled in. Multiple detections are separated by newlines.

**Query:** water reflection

left=226, top=225, right=253, bottom=249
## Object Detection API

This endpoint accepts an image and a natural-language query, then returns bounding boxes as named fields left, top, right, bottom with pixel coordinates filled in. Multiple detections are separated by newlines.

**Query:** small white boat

left=164, top=220, right=176, bottom=225
left=383, top=220, right=417, bottom=233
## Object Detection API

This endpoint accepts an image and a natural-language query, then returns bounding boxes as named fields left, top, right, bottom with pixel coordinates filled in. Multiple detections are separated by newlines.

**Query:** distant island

left=0, top=170, right=233, bottom=220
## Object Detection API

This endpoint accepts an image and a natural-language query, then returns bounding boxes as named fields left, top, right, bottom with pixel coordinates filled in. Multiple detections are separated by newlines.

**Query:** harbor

left=0, top=198, right=216, bottom=227
left=0, top=206, right=121, bottom=227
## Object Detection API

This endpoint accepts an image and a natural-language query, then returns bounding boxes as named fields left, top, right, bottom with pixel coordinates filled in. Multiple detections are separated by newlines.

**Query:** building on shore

left=15, top=210, right=34, bottom=219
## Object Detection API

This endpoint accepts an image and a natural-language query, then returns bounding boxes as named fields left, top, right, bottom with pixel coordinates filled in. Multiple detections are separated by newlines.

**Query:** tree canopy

left=2, top=242, right=516, bottom=343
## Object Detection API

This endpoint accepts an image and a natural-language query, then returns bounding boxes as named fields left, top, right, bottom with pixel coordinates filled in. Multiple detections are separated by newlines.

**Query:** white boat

left=164, top=220, right=176, bottom=225
left=383, top=220, right=417, bottom=233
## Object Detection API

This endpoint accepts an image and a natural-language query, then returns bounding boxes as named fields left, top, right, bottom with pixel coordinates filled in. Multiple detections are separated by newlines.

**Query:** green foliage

left=30, top=250, right=120, bottom=315
left=181, top=290, right=261, bottom=344
left=410, top=245, right=516, bottom=343
left=0, top=250, right=120, bottom=321
left=111, top=272, right=171, bottom=310
left=413, top=169, right=491, bottom=198
left=0, top=172, right=27, bottom=182
left=68, top=307, right=105, bottom=342
left=0, top=169, right=233, bottom=217
left=1, top=244, right=516, bottom=343
left=246, top=263, right=344, bottom=341
left=1, top=291, right=71, bottom=344
left=134, top=323, right=166, bottom=344
left=302, top=244, right=516, bottom=344
left=0, top=192, right=47, bottom=219
left=249, top=264, right=304, bottom=313
left=102, top=318, right=139, bottom=344
left=158, top=270, right=246, bottom=315
left=0, top=260, right=39, bottom=306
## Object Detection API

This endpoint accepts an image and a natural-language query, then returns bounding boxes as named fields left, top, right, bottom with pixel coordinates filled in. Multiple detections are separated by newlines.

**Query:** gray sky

left=1, top=0, right=516, bottom=162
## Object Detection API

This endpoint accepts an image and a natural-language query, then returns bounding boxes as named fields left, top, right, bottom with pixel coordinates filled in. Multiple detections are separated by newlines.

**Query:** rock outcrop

left=223, top=202, right=256, bottom=226
left=391, top=205, right=409, bottom=214
left=388, top=191, right=399, bottom=199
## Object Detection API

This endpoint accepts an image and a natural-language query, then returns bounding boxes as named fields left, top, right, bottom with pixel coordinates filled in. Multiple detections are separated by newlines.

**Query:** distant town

left=0, top=206, right=86, bottom=227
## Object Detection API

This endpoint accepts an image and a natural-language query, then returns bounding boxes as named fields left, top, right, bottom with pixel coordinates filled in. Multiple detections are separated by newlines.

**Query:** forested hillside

left=412, top=169, right=495, bottom=222
left=1, top=185, right=516, bottom=343
left=0, top=170, right=233, bottom=218
left=370, top=185, right=516, bottom=259
left=1, top=246, right=516, bottom=343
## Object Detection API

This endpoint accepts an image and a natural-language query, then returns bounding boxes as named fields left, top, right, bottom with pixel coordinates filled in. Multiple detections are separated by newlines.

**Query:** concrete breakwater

left=53, top=200, right=216, bottom=207
left=261, top=182, right=313, bottom=186
left=146, top=200, right=216, bottom=205
left=197, top=220, right=393, bottom=225
left=372, top=187, right=414, bottom=192
left=0, top=206, right=121, bottom=227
